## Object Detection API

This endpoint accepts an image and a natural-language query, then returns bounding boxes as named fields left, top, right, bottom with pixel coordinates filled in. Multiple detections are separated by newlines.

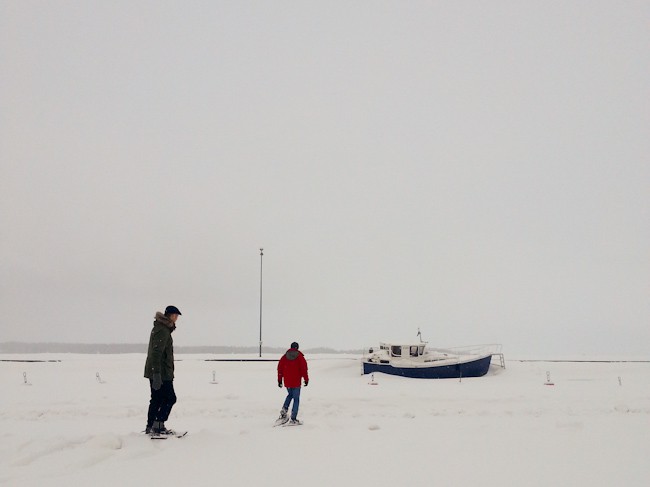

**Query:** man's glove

left=152, top=373, right=162, bottom=391
left=304, top=379, right=309, bottom=386
left=278, top=380, right=283, bottom=388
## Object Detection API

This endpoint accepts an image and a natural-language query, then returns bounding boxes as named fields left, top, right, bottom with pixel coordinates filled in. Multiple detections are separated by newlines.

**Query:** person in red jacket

left=277, top=341, right=309, bottom=425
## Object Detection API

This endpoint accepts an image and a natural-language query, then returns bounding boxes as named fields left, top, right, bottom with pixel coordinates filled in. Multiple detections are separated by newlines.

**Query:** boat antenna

left=417, top=328, right=424, bottom=343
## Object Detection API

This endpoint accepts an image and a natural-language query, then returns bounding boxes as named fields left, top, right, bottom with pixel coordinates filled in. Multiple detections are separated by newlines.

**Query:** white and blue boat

left=362, top=340, right=504, bottom=379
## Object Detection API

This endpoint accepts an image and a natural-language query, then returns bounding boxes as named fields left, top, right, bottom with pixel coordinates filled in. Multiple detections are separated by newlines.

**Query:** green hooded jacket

left=144, top=312, right=175, bottom=380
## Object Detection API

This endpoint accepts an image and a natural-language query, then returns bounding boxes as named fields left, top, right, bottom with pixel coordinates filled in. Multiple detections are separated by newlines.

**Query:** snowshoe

left=273, top=409, right=289, bottom=427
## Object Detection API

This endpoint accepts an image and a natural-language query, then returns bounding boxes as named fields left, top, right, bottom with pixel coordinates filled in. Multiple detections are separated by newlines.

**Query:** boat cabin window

left=410, top=346, right=419, bottom=357
left=419, top=345, right=425, bottom=355
left=390, top=346, right=401, bottom=357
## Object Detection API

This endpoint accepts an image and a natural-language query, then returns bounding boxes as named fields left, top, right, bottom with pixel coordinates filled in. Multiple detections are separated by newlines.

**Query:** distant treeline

left=0, top=342, right=361, bottom=355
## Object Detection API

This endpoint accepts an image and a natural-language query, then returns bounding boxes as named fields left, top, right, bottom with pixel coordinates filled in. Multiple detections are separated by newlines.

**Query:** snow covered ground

left=1, top=353, right=649, bottom=486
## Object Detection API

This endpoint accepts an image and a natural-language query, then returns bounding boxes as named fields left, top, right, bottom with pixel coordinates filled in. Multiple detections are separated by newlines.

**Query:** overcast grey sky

left=1, top=1, right=648, bottom=356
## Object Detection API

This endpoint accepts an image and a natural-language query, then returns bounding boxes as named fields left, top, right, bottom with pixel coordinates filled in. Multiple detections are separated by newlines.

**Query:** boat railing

left=429, top=343, right=505, bottom=368
left=430, top=343, right=500, bottom=355
left=428, top=343, right=501, bottom=356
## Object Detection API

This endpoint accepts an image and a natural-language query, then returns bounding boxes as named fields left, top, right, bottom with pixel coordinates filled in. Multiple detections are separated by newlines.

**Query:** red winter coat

left=277, top=348, right=309, bottom=388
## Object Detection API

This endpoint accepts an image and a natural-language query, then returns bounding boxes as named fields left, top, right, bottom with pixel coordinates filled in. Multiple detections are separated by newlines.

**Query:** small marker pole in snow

left=96, top=372, right=105, bottom=384
left=544, top=371, right=554, bottom=386
left=210, top=370, right=218, bottom=384
left=618, top=376, right=622, bottom=386
left=368, top=373, right=378, bottom=385
left=23, top=372, right=31, bottom=385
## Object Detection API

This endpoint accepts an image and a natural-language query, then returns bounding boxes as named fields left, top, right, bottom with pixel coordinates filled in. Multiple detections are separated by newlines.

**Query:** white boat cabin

left=368, top=342, right=428, bottom=359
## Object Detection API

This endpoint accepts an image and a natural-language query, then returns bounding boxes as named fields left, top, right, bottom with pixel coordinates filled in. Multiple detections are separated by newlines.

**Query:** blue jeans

left=282, top=387, right=301, bottom=420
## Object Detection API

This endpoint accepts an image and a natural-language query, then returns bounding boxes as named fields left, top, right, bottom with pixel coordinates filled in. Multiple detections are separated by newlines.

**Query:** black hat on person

left=164, top=305, right=182, bottom=316
left=291, top=342, right=299, bottom=349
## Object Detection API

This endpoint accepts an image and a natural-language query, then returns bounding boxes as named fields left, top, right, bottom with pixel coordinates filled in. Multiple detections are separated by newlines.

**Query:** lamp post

left=259, top=248, right=263, bottom=358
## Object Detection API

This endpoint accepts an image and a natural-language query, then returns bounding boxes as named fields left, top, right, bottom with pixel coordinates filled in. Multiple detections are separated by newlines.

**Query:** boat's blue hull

left=362, top=354, right=492, bottom=379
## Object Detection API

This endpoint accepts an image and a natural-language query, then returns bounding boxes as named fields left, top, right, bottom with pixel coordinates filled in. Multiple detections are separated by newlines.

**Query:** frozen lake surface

left=1, top=354, right=649, bottom=486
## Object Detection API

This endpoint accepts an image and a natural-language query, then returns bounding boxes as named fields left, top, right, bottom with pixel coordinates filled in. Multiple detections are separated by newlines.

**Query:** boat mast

left=417, top=328, right=424, bottom=343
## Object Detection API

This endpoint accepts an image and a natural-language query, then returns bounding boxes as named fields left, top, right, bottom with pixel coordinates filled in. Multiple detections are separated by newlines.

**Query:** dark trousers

left=147, top=379, right=176, bottom=427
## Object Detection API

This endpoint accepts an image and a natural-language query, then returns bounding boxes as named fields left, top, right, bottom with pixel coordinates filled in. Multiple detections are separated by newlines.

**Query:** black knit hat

left=164, top=305, right=182, bottom=316
left=291, top=342, right=299, bottom=349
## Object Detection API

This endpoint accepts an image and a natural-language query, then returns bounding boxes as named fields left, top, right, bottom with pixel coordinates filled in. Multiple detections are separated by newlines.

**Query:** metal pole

left=259, top=248, right=263, bottom=358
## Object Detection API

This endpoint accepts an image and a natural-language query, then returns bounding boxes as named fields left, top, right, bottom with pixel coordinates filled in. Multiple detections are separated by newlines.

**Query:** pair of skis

left=150, top=430, right=188, bottom=440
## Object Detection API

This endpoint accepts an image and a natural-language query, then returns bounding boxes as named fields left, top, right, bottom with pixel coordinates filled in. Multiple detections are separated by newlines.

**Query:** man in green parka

left=144, top=305, right=181, bottom=434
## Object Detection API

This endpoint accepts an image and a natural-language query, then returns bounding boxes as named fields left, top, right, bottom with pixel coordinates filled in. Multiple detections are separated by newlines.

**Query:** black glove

left=152, top=373, right=162, bottom=391
left=304, top=379, right=309, bottom=386
left=278, top=380, right=283, bottom=388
